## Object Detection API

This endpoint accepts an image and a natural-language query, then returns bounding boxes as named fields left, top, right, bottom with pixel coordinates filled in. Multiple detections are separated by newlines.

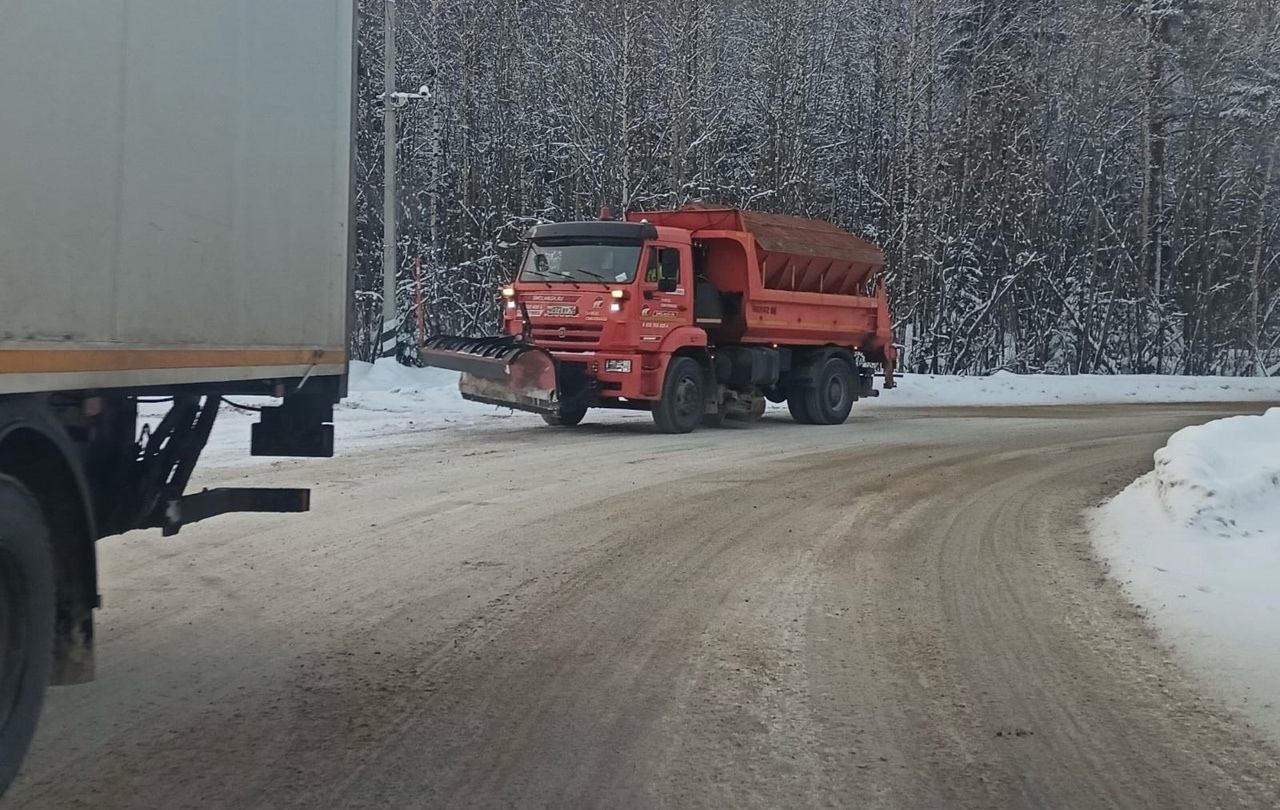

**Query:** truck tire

left=542, top=405, right=587, bottom=427
left=806, top=356, right=857, bottom=425
left=786, top=391, right=815, bottom=424
left=652, top=357, right=704, bottom=434
left=0, top=476, right=55, bottom=795
left=763, top=386, right=788, bottom=405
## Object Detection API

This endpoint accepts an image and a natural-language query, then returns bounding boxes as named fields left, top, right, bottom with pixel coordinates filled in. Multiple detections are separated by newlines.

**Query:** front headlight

left=605, top=359, right=632, bottom=373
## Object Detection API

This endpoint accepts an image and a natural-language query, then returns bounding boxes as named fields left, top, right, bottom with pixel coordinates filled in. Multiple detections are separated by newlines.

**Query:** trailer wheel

left=653, top=358, right=704, bottom=434
left=807, top=357, right=856, bottom=425
left=0, top=476, right=55, bottom=794
left=542, top=405, right=587, bottom=427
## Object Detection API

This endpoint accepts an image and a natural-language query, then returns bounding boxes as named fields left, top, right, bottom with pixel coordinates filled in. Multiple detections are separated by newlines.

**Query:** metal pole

left=380, top=0, right=399, bottom=360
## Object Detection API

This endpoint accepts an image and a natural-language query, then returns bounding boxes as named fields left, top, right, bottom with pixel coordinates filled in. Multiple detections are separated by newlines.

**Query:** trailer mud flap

left=420, top=335, right=560, bottom=415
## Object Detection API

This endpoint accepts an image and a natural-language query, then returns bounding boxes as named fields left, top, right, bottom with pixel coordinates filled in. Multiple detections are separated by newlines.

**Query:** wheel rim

left=673, top=375, right=701, bottom=423
left=826, top=373, right=849, bottom=411
left=0, top=551, right=29, bottom=729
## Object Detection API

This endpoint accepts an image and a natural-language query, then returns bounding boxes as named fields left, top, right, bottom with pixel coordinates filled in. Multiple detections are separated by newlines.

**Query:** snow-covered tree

left=347, top=0, right=1279, bottom=377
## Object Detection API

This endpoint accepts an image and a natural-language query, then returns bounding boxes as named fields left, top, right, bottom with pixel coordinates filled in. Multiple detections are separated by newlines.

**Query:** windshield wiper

left=524, top=268, right=614, bottom=286
left=571, top=267, right=613, bottom=283
left=551, top=270, right=581, bottom=288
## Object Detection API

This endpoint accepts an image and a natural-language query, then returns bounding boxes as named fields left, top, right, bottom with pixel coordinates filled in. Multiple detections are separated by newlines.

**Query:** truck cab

left=499, top=222, right=707, bottom=421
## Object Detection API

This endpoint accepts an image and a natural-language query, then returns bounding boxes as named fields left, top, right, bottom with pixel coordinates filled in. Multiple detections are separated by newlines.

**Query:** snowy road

left=9, top=404, right=1280, bottom=808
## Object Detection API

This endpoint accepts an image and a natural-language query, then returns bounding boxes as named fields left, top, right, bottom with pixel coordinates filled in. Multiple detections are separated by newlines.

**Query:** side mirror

left=658, top=278, right=678, bottom=293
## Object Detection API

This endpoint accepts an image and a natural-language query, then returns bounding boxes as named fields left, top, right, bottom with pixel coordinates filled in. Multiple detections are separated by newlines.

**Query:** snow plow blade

left=419, top=335, right=560, bottom=416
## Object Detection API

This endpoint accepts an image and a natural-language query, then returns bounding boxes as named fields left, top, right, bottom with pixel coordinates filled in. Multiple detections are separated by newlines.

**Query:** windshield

left=518, top=243, right=642, bottom=284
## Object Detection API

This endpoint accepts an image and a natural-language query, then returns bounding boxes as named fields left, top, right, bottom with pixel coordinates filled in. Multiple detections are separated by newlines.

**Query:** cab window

left=644, top=249, right=661, bottom=283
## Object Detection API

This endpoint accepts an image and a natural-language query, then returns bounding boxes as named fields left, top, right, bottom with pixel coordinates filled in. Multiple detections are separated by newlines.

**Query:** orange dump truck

left=422, top=205, right=895, bottom=433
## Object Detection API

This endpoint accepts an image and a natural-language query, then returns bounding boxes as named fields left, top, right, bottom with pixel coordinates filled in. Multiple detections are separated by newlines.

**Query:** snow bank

left=141, top=361, right=540, bottom=467
left=1094, top=408, right=1280, bottom=738
left=1145, top=410, right=1280, bottom=534
left=881, top=371, right=1280, bottom=407
left=143, top=362, right=1280, bottom=468
left=342, top=360, right=523, bottom=425
left=330, top=360, right=545, bottom=447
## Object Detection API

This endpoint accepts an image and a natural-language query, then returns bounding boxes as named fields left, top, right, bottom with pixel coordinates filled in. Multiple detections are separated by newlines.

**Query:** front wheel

left=542, top=404, right=587, bottom=427
left=0, top=475, right=56, bottom=795
left=652, top=357, right=705, bottom=434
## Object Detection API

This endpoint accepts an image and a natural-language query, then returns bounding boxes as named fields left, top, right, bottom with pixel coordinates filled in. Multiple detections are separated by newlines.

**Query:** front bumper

left=550, top=351, right=660, bottom=402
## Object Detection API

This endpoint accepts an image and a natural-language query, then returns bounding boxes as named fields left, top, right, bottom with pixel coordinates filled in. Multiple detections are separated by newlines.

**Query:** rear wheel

left=653, top=357, right=705, bottom=434
left=541, top=405, right=587, bottom=427
left=0, top=476, right=55, bottom=795
left=786, top=391, right=814, bottom=424
left=806, top=357, right=856, bottom=425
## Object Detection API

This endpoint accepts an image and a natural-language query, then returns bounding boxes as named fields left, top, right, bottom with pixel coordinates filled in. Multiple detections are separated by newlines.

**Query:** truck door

left=638, top=245, right=692, bottom=346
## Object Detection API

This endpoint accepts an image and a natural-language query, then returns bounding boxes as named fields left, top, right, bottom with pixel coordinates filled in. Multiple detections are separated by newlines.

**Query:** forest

left=351, top=0, right=1280, bottom=376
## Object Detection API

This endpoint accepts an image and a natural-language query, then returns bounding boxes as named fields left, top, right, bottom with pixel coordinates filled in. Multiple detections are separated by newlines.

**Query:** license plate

left=546, top=305, right=577, bottom=316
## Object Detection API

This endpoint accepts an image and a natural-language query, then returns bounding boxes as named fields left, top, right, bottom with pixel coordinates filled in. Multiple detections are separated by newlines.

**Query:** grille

left=532, top=323, right=604, bottom=347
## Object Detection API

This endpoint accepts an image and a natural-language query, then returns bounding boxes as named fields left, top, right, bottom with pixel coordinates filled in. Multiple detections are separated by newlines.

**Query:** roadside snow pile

left=343, top=360, right=514, bottom=420
left=1094, top=408, right=1280, bottom=737
left=342, top=360, right=644, bottom=430
left=156, top=361, right=1280, bottom=467
left=332, top=360, right=540, bottom=446
left=880, top=371, right=1280, bottom=407
left=154, top=360, right=540, bottom=467
left=349, top=358, right=457, bottom=397
left=1145, top=410, right=1280, bottom=535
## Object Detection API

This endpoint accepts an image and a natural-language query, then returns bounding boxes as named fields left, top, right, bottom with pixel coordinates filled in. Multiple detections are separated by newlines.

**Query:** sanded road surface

left=8, top=404, right=1280, bottom=808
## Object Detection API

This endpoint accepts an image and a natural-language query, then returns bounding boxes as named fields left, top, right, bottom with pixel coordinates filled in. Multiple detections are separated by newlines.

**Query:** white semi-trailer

left=0, top=0, right=357, bottom=789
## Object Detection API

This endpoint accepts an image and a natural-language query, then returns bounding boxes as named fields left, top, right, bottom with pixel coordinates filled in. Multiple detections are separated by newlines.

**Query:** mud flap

left=420, top=335, right=560, bottom=415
